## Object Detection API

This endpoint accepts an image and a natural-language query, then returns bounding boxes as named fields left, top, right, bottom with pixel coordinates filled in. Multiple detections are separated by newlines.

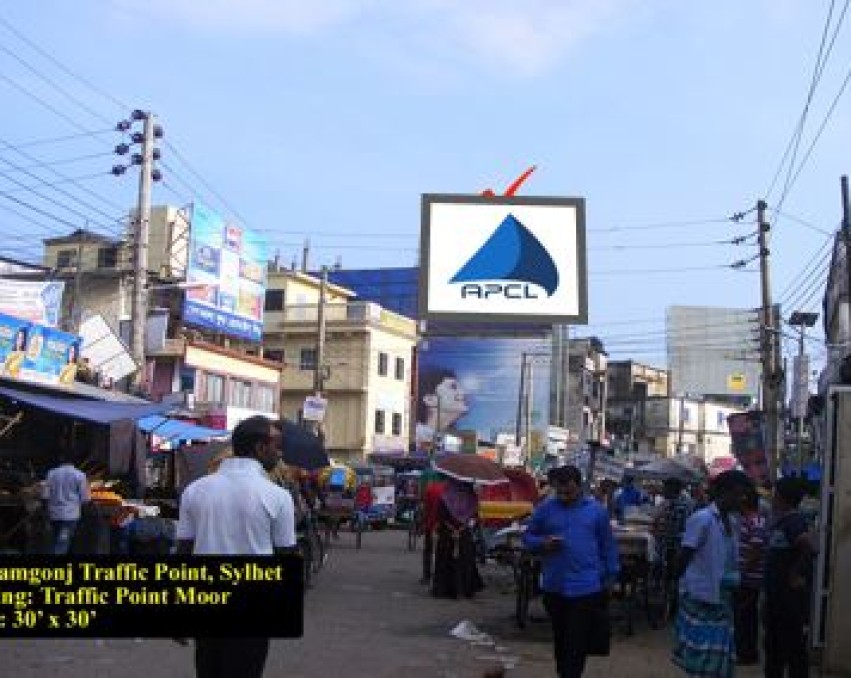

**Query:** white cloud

left=112, top=0, right=635, bottom=75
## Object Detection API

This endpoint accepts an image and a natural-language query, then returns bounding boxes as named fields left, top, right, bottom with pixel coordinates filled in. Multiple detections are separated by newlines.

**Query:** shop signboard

left=0, top=279, right=65, bottom=327
left=302, top=395, right=327, bottom=422
left=183, top=202, right=268, bottom=342
left=0, top=312, right=81, bottom=386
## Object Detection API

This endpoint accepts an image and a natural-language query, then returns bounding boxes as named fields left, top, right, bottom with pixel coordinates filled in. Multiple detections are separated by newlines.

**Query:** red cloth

left=422, top=481, right=447, bottom=533
left=354, top=485, right=372, bottom=510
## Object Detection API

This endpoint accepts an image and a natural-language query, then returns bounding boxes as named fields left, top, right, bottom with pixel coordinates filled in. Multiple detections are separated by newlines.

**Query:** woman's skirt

left=672, top=593, right=735, bottom=677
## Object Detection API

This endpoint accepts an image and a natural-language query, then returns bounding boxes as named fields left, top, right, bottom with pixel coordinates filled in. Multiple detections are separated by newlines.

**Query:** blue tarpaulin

left=0, top=385, right=171, bottom=424
left=138, top=415, right=229, bottom=443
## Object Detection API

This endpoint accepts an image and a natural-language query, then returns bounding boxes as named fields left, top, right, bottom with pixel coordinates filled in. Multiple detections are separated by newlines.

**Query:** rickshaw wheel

left=515, top=558, right=533, bottom=628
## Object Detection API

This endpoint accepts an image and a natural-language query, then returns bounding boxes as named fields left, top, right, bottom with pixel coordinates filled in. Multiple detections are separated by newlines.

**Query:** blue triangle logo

left=449, top=214, right=559, bottom=296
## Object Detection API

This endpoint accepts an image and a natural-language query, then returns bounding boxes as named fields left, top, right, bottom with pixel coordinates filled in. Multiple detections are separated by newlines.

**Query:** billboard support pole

left=515, top=352, right=528, bottom=448
left=130, top=112, right=156, bottom=393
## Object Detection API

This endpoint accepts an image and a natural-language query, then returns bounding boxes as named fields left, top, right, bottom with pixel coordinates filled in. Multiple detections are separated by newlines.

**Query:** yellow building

left=264, top=268, right=418, bottom=462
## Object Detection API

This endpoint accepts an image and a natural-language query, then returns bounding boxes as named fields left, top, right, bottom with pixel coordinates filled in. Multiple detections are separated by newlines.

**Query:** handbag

left=586, top=594, right=611, bottom=656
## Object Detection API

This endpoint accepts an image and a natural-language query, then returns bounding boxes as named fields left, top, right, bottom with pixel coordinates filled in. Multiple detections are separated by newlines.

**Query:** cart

left=611, top=526, right=663, bottom=634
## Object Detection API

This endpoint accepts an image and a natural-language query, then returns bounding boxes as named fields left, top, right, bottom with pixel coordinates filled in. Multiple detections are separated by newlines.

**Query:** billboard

left=0, top=279, right=65, bottom=327
left=727, top=411, right=770, bottom=487
left=0, top=312, right=81, bottom=386
left=419, top=195, right=587, bottom=326
left=183, top=202, right=268, bottom=342
left=415, top=335, right=551, bottom=450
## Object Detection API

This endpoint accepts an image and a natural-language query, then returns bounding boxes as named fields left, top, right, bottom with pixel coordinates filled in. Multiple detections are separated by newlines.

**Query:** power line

left=0, top=171, right=109, bottom=196
left=0, top=129, right=114, bottom=153
left=0, top=15, right=129, bottom=113
left=0, top=72, right=93, bottom=133
left=0, top=151, right=112, bottom=173
left=0, top=40, right=114, bottom=125
left=778, top=230, right=835, bottom=305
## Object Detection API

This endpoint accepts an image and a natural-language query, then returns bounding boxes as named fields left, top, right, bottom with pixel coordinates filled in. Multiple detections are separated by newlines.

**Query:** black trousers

left=764, top=588, right=809, bottom=678
left=195, top=638, right=269, bottom=678
left=542, top=592, right=605, bottom=678
left=733, top=585, right=760, bottom=663
left=422, top=530, right=434, bottom=582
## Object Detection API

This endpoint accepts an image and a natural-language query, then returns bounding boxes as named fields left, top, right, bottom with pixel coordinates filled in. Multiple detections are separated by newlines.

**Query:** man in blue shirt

left=523, top=465, right=620, bottom=678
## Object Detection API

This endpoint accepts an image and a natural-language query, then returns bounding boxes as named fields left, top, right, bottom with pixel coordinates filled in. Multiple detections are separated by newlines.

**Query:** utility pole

left=70, top=225, right=85, bottom=333
left=790, top=311, right=818, bottom=472
left=525, top=358, right=534, bottom=467
left=129, top=112, right=156, bottom=393
left=515, top=352, right=528, bottom=447
left=757, top=199, right=781, bottom=482
left=313, top=265, right=328, bottom=396
left=842, top=176, right=851, bottom=323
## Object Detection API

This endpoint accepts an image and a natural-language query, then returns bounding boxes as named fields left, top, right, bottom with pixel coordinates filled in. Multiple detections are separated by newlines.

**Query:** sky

left=0, top=1, right=849, bottom=370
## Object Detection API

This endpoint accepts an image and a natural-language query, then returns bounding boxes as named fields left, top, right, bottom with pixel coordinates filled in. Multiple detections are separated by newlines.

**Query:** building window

left=97, top=246, right=118, bottom=268
left=374, top=409, right=385, bottom=434
left=255, top=384, right=276, bottom=413
left=300, top=348, right=317, bottom=370
left=264, top=290, right=285, bottom=312
left=264, top=349, right=285, bottom=364
left=378, top=352, right=388, bottom=376
left=229, top=380, right=252, bottom=408
left=717, top=411, right=726, bottom=429
left=392, top=413, right=402, bottom=436
left=395, top=357, right=405, bottom=381
left=205, top=373, right=224, bottom=404
left=56, top=249, right=76, bottom=268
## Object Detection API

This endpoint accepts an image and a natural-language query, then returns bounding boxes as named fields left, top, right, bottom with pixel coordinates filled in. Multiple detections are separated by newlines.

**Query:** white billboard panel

left=419, top=195, right=587, bottom=325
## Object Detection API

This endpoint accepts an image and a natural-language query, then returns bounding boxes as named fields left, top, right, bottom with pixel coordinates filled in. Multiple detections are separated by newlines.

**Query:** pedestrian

left=432, top=479, right=483, bottom=599
left=42, top=450, right=90, bottom=555
left=523, top=465, right=620, bottom=678
left=614, top=475, right=646, bottom=522
left=733, top=483, right=767, bottom=666
left=672, top=470, right=752, bottom=677
left=419, top=468, right=447, bottom=585
left=764, top=477, right=814, bottom=678
left=176, top=415, right=296, bottom=678
left=654, top=478, right=695, bottom=590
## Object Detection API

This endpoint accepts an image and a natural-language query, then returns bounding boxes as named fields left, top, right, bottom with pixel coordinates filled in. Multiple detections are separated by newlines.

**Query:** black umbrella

left=280, top=419, right=330, bottom=470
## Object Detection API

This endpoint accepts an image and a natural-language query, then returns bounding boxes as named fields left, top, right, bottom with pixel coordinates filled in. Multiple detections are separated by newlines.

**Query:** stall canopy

left=138, top=415, right=229, bottom=443
left=0, top=385, right=170, bottom=425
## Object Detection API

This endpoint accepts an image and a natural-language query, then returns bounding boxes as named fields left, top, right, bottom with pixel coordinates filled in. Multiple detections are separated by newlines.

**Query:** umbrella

left=626, top=457, right=704, bottom=483
left=280, top=419, right=330, bottom=471
left=433, top=453, right=509, bottom=486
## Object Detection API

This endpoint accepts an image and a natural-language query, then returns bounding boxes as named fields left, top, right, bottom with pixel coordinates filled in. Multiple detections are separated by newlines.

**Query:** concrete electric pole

left=129, top=112, right=157, bottom=393
left=313, top=265, right=328, bottom=397
left=789, top=311, right=818, bottom=472
left=757, top=200, right=782, bottom=481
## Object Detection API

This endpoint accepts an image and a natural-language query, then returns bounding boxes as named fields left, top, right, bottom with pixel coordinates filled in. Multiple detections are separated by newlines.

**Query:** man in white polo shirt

left=176, top=415, right=296, bottom=678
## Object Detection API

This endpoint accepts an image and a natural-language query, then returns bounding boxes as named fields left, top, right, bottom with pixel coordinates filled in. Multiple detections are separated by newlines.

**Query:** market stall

left=0, top=380, right=170, bottom=554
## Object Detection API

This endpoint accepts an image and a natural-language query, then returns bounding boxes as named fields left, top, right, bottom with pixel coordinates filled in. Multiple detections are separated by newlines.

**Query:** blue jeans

left=51, top=520, right=78, bottom=555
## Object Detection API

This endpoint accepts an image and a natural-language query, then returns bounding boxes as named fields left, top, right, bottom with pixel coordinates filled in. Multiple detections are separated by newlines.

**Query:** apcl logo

left=449, top=213, right=559, bottom=299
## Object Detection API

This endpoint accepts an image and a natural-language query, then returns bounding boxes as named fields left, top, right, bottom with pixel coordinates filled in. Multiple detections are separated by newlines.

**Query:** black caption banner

left=0, top=555, right=303, bottom=637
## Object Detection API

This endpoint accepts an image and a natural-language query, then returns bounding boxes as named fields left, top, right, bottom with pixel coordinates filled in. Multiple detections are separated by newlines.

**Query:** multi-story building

left=550, top=335, right=608, bottom=447
left=606, top=360, right=669, bottom=454
left=667, top=305, right=761, bottom=407
left=641, top=395, right=743, bottom=462
left=37, top=207, right=284, bottom=424
left=263, top=268, right=418, bottom=462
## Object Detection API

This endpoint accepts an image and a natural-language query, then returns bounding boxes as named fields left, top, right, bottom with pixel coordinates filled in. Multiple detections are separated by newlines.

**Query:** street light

left=789, top=311, right=818, bottom=472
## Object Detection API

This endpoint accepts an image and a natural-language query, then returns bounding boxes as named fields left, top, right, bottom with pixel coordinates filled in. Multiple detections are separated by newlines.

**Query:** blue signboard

left=0, top=312, right=81, bottom=386
left=183, top=202, right=268, bottom=342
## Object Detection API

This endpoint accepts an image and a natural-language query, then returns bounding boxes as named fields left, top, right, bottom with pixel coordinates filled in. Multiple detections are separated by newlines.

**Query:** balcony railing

left=267, top=302, right=416, bottom=334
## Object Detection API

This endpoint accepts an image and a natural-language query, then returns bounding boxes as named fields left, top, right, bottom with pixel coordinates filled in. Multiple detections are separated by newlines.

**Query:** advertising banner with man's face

left=0, top=279, right=64, bottom=327
left=416, top=335, right=550, bottom=450
left=727, top=411, right=770, bottom=486
left=0, top=312, right=81, bottom=386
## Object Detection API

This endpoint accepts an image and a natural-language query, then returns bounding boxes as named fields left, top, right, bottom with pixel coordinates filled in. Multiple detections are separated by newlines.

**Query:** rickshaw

left=348, top=464, right=395, bottom=549
left=316, top=464, right=357, bottom=546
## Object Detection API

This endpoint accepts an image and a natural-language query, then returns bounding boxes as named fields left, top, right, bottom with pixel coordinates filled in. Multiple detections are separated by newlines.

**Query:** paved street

left=1, top=529, right=764, bottom=677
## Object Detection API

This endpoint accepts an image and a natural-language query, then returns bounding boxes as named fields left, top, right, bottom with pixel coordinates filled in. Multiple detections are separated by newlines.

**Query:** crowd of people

left=62, top=414, right=810, bottom=678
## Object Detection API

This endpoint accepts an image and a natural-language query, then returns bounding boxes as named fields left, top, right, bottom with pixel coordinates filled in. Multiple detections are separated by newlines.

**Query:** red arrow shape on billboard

left=481, top=165, right=537, bottom=197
